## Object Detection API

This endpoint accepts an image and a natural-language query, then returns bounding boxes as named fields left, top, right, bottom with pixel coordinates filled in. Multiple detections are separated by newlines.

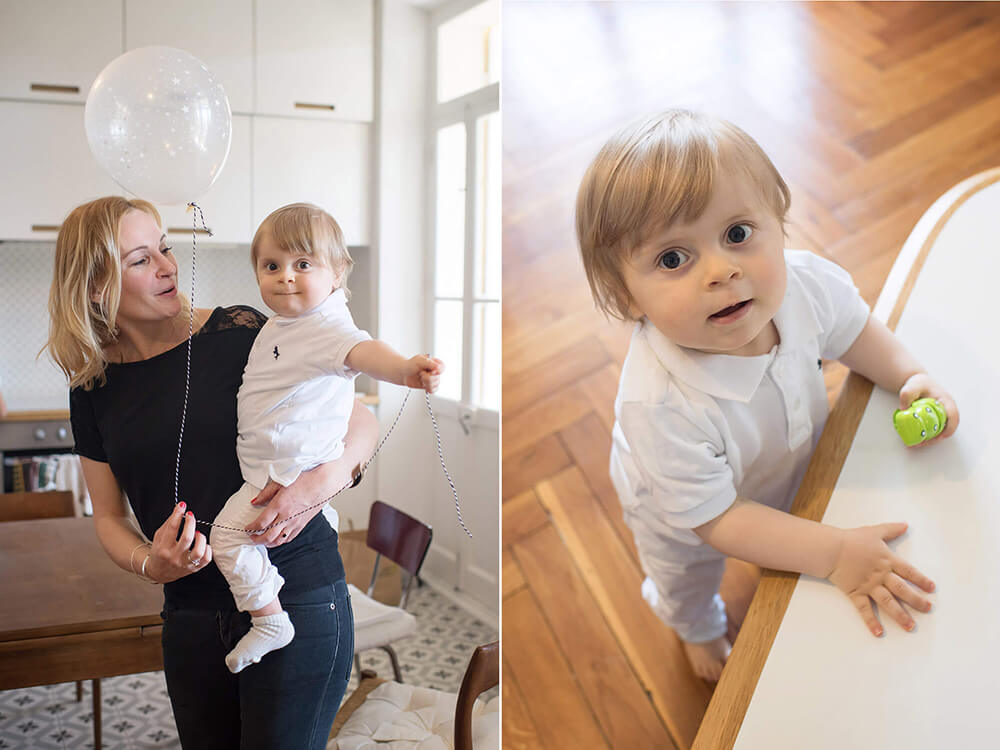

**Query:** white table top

left=735, top=177, right=1000, bottom=747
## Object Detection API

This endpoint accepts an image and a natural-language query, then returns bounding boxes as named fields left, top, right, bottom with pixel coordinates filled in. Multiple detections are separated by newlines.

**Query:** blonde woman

left=46, top=196, right=377, bottom=749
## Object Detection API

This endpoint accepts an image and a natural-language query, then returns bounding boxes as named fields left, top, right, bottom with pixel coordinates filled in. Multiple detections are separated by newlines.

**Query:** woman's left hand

left=244, top=474, right=332, bottom=547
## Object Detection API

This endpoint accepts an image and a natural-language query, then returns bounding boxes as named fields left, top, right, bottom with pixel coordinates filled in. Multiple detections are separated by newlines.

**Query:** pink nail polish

left=874, top=628, right=883, bottom=637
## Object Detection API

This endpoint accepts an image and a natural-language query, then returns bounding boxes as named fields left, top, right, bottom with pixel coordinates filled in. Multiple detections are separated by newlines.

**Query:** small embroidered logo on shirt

left=273, top=346, right=280, bottom=360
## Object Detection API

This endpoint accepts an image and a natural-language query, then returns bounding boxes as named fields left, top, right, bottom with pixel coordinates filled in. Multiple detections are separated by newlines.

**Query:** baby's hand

left=402, top=355, right=443, bottom=393
left=899, top=373, right=959, bottom=445
left=826, top=523, right=935, bottom=636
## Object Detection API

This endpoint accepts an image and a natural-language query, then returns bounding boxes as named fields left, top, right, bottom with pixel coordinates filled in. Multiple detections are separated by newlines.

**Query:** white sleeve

left=791, top=251, right=870, bottom=360
left=316, top=314, right=372, bottom=378
left=618, top=400, right=737, bottom=530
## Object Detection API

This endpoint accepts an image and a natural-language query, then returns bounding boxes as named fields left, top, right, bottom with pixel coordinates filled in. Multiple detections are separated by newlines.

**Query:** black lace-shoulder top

left=70, top=305, right=345, bottom=608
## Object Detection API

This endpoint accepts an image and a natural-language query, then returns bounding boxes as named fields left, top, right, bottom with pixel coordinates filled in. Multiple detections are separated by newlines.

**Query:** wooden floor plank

left=502, top=488, right=549, bottom=547
left=537, top=467, right=712, bottom=748
left=502, top=657, right=548, bottom=750
left=502, top=588, right=611, bottom=750
left=501, top=432, right=573, bottom=501
left=502, top=545, right=527, bottom=600
left=515, top=524, right=678, bottom=749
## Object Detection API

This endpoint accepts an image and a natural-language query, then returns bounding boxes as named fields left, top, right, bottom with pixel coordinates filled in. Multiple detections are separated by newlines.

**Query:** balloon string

left=173, top=203, right=212, bottom=508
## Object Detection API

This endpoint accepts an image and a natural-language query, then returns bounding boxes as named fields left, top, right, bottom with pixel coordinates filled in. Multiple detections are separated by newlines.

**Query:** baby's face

left=621, top=171, right=787, bottom=357
left=254, top=231, right=339, bottom=317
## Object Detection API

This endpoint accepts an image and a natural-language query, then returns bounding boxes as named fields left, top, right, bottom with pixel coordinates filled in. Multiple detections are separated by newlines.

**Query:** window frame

left=425, top=0, right=500, bottom=426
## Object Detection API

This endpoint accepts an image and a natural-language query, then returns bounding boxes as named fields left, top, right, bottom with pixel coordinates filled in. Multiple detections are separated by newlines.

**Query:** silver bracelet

left=140, top=552, right=156, bottom=584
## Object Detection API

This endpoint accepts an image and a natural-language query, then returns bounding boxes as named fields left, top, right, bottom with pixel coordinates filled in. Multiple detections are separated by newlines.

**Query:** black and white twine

left=171, top=204, right=470, bottom=538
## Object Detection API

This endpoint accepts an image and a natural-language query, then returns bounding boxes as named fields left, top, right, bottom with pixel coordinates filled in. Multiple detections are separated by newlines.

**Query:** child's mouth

left=709, top=299, right=751, bottom=322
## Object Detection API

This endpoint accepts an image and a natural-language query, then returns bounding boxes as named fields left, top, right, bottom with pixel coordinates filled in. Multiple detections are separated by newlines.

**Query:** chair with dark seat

left=349, top=500, right=433, bottom=682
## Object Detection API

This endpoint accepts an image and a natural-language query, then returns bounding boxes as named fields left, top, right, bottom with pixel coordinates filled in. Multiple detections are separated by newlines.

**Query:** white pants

left=210, top=482, right=285, bottom=612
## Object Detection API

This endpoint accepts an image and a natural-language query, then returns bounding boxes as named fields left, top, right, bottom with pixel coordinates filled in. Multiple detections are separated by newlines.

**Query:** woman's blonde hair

left=45, top=196, right=187, bottom=390
left=251, top=202, right=354, bottom=297
left=576, top=109, right=792, bottom=320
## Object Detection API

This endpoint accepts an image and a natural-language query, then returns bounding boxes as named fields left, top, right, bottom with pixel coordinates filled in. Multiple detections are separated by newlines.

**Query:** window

left=430, top=0, right=500, bottom=412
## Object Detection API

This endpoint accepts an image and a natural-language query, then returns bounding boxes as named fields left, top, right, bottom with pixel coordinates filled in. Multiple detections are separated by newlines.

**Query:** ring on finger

left=186, top=552, right=202, bottom=567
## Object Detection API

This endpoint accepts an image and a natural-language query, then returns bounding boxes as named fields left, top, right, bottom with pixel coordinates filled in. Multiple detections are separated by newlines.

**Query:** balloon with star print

left=85, top=46, right=232, bottom=206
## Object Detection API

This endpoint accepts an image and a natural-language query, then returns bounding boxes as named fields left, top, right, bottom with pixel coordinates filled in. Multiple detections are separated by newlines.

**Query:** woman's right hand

left=146, top=502, right=213, bottom=583
left=826, top=523, right=935, bottom=636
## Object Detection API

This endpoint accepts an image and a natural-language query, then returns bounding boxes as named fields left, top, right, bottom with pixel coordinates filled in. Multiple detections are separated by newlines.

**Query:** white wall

left=371, top=0, right=437, bottom=531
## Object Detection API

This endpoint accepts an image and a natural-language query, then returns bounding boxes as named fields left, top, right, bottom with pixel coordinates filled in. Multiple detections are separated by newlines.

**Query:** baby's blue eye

left=657, top=248, right=690, bottom=270
left=727, top=224, right=753, bottom=244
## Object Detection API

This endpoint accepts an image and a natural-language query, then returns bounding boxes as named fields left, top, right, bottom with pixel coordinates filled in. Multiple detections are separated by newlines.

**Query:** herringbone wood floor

left=501, top=3, right=1000, bottom=748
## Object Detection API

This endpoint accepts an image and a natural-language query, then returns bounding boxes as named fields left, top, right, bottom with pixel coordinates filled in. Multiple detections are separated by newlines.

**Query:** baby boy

left=575, top=110, right=959, bottom=681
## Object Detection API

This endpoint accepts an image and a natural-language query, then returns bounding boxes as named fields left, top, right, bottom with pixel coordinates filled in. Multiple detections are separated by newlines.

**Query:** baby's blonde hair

left=45, top=196, right=189, bottom=390
left=251, top=202, right=354, bottom=297
left=576, top=109, right=791, bottom=320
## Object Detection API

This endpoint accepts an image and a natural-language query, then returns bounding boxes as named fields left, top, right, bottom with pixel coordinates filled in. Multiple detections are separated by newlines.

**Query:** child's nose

left=704, top=251, right=742, bottom=287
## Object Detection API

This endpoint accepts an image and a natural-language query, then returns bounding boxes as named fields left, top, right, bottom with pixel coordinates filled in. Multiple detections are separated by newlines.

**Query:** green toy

left=893, top=398, right=947, bottom=446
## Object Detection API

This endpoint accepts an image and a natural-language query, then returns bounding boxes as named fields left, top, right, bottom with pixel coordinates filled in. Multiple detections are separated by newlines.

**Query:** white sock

left=225, top=611, right=295, bottom=674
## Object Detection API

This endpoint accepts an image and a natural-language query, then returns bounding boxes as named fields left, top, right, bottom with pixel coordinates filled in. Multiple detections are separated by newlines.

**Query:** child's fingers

left=853, top=595, right=884, bottom=637
left=872, top=585, right=915, bottom=631
left=892, top=556, right=935, bottom=593
left=885, top=572, right=932, bottom=613
left=877, top=521, right=908, bottom=543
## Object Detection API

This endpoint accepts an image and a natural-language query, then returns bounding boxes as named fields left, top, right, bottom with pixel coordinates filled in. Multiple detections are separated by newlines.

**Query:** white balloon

left=85, top=46, right=232, bottom=206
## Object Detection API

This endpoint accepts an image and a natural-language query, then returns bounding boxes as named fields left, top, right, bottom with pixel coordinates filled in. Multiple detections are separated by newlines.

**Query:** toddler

left=211, top=202, right=442, bottom=673
left=575, top=110, right=959, bottom=682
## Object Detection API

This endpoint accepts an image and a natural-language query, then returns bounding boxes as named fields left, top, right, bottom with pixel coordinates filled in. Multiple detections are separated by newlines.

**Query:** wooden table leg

left=92, top=678, right=101, bottom=748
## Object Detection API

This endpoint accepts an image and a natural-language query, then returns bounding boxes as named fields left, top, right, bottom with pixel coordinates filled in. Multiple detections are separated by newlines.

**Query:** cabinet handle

left=32, top=224, right=61, bottom=232
left=295, top=102, right=336, bottom=111
left=167, top=227, right=212, bottom=235
left=31, top=83, right=80, bottom=94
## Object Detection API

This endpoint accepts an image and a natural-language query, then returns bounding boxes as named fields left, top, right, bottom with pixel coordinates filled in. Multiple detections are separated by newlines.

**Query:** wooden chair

left=329, top=640, right=500, bottom=750
left=350, top=500, right=433, bottom=681
left=0, top=491, right=98, bottom=745
left=454, top=642, right=500, bottom=750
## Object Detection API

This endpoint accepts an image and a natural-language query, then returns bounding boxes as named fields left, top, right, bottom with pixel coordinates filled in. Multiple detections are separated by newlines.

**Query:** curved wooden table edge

left=693, top=166, right=1000, bottom=750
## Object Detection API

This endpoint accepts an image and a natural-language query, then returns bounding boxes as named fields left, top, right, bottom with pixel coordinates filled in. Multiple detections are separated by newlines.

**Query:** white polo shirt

left=610, top=250, right=871, bottom=554
left=237, top=289, right=371, bottom=489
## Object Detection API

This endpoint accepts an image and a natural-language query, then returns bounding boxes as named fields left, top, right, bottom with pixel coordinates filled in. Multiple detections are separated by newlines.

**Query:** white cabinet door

left=0, top=101, right=119, bottom=240
left=253, top=117, right=371, bottom=246
left=155, top=115, right=252, bottom=245
left=255, top=0, right=373, bottom=122
left=0, top=0, right=122, bottom=104
left=124, top=0, right=254, bottom=114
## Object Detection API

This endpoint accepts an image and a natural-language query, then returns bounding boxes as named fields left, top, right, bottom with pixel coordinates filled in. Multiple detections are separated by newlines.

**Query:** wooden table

left=0, top=517, right=164, bottom=748
left=694, top=167, right=1000, bottom=748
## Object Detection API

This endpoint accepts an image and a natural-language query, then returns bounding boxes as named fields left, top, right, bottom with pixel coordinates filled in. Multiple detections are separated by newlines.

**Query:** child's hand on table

left=899, top=373, right=959, bottom=445
left=826, top=522, right=935, bottom=637
left=402, top=355, right=443, bottom=393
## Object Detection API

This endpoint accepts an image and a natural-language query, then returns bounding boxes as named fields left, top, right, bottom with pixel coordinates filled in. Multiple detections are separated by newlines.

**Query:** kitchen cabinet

left=0, top=101, right=119, bottom=240
left=124, top=0, right=254, bottom=114
left=156, top=115, right=253, bottom=244
left=0, top=0, right=122, bottom=104
left=252, top=116, right=371, bottom=246
left=255, top=0, right=373, bottom=122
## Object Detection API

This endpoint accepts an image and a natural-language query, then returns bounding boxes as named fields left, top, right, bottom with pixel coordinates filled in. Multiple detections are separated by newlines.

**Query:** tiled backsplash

left=1, top=240, right=372, bottom=411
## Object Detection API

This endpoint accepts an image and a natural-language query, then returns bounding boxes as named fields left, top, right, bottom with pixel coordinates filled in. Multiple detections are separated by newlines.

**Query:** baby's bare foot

left=682, top=635, right=732, bottom=682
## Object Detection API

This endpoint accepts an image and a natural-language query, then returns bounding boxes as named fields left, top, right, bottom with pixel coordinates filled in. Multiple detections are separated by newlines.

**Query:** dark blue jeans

left=161, top=578, right=354, bottom=749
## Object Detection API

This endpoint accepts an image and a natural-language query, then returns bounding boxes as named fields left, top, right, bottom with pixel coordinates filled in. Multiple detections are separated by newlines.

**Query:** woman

left=46, top=196, right=377, bottom=749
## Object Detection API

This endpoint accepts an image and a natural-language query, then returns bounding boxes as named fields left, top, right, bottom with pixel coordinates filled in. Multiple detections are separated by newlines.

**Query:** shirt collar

left=640, top=260, right=822, bottom=402
left=272, top=288, right=346, bottom=325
